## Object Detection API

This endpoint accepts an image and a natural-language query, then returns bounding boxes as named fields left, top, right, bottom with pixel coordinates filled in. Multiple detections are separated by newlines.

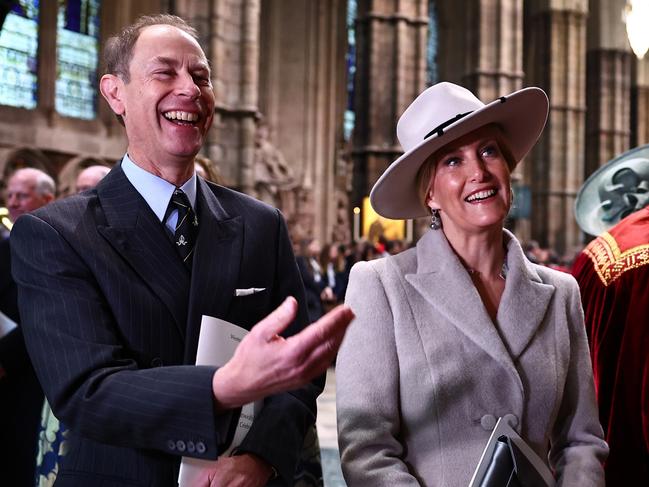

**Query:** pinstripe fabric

left=11, top=165, right=319, bottom=486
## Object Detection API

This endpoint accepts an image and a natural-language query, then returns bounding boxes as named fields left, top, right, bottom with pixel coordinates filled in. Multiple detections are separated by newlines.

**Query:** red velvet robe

left=572, top=207, right=649, bottom=485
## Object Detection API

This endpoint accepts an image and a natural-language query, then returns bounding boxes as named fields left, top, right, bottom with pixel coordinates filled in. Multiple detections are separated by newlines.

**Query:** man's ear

left=99, top=74, right=125, bottom=117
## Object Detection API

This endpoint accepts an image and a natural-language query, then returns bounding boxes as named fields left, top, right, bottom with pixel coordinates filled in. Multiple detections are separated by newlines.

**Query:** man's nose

left=7, top=194, right=18, bottom=207
left=176, top=73, right=201, bottom=99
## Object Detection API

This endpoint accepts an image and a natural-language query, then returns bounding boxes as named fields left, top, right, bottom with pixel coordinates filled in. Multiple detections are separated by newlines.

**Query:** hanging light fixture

left=624, top=0, right=649, bottom=59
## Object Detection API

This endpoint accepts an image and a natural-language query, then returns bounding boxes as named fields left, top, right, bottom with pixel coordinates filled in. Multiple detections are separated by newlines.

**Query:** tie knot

left=171, top=188, right=191, bottom=209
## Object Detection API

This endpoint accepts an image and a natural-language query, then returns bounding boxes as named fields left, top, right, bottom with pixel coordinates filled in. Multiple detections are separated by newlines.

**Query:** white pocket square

left=234, top=287, right=266, bottom=297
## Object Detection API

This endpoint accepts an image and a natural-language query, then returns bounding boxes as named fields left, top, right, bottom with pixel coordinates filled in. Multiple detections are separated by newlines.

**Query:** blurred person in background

left=75, top=165, right=111, bottom=193
left=296, top=239, right=329, bottom=322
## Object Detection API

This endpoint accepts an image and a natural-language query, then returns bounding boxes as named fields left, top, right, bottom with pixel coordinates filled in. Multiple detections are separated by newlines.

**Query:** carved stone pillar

left=633, top=59, right=649, bottom=146
left=258, top=0, right=347, bottom=243
left=585, top=50, right=632, bottom=173
left=585, top=0, right=632, bottom=179
left=437, top=0, right=524, bottom=99
left=524, top=0, right=588, bottom=254
left=196, top=0, right=260, bottom=194
left=351, top=0, right=428, bottom=208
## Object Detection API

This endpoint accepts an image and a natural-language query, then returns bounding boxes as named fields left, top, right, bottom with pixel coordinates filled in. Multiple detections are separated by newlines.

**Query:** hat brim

left=370, top=87, right=549, bottom=220
left=575, top=144, right=649, bottom=236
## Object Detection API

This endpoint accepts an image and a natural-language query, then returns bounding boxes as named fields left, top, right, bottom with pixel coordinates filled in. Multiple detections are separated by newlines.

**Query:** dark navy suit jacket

left=11, top=166, right=319, bottom=486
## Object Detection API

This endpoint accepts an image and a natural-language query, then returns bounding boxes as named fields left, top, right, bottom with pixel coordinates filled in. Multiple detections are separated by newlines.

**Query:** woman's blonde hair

left=415, top=124, right=516, bottom=211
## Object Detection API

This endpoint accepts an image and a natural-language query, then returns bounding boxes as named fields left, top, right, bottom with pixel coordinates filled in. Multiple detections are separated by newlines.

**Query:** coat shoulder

left=533, top=263, right=579, bottom=294
left=204, top=181, right=279, bottom=219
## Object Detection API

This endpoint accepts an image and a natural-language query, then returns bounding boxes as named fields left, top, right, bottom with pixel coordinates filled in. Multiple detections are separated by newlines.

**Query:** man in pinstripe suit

left=10, top=15, right=351, bottom=487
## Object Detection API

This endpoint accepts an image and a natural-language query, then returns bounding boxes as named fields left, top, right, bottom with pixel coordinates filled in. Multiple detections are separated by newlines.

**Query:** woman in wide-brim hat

left=336, top=82, right=607, bottom=486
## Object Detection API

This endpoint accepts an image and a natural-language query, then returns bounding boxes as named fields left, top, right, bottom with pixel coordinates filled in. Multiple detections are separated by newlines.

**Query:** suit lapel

left=405, top=230, right=520, bottom=382
left=496, top=231, right=555, bottom=359
left=95, top=166, right=190, bottom=340
left=184, top=178, right=243, bottom=362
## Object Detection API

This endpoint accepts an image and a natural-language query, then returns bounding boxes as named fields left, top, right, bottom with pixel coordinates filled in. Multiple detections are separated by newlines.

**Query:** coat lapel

left=184, top=178, right=243, bottom=362
left=496, top=231, right=555, bottom=359
left=405, top=230, right=520, bottom=383
left=95, top=166, right=190, bottom=340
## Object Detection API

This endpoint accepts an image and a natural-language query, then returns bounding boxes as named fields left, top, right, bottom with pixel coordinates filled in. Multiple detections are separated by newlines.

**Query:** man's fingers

left=252, top=297, right=298, bottom=341
left=294, top=305, right=354, bottom=352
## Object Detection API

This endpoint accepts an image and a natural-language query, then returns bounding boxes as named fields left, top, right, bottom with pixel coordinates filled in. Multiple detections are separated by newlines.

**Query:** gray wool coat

left=336, top=229, right=607, bottom=487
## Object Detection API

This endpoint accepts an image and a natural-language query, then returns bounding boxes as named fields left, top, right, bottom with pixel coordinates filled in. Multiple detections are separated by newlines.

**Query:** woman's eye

left=444, top=157, right=461, bottom=167
left=481, top=145, right=498, bottom=157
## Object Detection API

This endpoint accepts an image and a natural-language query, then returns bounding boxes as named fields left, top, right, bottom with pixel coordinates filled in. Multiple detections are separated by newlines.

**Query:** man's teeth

left=466, top=189, right=496, bottom=202
left=163, top=111, right=198, bottom=122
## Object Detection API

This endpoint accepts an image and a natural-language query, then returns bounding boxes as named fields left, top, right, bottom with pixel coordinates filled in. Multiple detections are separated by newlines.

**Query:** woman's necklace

left=464, top=261, right=508, bottom=281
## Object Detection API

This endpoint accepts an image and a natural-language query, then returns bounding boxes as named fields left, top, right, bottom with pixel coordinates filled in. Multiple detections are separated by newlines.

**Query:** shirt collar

left=121, top=154, right=197, bottom=222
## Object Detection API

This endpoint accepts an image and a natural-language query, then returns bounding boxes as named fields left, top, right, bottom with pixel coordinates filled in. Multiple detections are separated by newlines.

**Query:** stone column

left=351, top=0, right=428, bottom=208
left=198, top=0, right=260, bottom=193
left=437, top=0, right=524, bottom=99
left=585, top=0, right=632, bottom=177
left=258, top=0, right=347, bottom=243
left=633, top=58, right=649, bottom=146
left=524, top=0, right=588, bottom=254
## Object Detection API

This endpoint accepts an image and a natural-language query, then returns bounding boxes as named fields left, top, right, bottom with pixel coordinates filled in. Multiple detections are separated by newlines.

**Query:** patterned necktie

left=167, top=188, right=198, bottom=268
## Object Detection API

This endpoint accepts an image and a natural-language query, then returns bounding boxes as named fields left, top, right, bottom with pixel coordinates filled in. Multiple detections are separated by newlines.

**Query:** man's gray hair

left=12, top=167, right=56, bottom=196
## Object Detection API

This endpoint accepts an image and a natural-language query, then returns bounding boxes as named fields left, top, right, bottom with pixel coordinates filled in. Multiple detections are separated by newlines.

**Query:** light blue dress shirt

left=121, top=154, right=197, bottom=235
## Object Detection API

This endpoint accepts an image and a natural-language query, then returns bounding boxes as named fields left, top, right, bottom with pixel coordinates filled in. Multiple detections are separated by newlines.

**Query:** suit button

left=503, top=414, right=519, bottom=428
left=196, top=441, right=206, bottom=454
left=176, top=440, right=186, bottom=452
left=151, top=357, right=163, bottom=367
left=167, top=440, right=176, bottom=451
left=480, top=414, right=497, bottom=431
left=187, top=441, right=196, bottom=453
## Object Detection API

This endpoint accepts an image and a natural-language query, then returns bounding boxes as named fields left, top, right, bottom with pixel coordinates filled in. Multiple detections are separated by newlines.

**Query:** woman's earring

left=430, top=209, right=442, bottom=230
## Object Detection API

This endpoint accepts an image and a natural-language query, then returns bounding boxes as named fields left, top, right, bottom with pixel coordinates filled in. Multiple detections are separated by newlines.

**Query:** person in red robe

left=573, top=150, right=649, bottom=485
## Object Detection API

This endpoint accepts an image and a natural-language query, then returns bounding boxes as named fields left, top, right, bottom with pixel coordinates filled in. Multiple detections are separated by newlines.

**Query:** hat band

left=424, top=111, right=473, bottom=140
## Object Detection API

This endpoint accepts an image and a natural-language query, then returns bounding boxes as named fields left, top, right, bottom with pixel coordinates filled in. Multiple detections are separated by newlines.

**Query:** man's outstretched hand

left=212, top=297, right=353, bottom=410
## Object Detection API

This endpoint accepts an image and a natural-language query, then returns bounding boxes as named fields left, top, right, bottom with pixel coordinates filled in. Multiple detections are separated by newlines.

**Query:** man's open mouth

left=163, top=111, right=199, bottom=125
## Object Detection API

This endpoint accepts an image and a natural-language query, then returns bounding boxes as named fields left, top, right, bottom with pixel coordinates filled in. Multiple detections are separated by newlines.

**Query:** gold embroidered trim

left=584, top=232, right=649, bottom=286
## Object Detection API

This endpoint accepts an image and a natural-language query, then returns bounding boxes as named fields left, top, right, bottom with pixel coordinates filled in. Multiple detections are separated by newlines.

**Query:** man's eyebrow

left=148, top=56, right=177, bottom=67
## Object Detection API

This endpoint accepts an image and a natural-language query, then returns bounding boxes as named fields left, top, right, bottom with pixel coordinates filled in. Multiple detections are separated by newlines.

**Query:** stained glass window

left=55, top=0, right=101, bottom=119
left=427, top=1, right=438, bottom=86
left=0, top=1, right=40, bottom=109
left=344, top=0, right=357, bottom=141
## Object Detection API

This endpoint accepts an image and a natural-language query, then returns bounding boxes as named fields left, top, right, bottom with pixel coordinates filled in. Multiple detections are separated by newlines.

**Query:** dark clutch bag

left=479, top=435, right=550, bottom=487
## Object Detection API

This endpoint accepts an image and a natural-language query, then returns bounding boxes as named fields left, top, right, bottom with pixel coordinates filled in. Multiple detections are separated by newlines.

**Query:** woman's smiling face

left=426, top=125, right=513, bottom=236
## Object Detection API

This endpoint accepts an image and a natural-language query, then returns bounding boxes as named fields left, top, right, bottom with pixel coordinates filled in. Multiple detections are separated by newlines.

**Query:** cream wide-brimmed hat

left=574, top=144, right=649, bottom=236
left=369, top=82, right=549, bottom=219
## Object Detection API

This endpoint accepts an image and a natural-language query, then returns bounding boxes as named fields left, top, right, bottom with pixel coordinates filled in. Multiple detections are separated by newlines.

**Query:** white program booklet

left=468, top=417, right=555, bottom=487
left=177, top=316, right=263, bottom=486
left=0, top=310, right=17, bottom=339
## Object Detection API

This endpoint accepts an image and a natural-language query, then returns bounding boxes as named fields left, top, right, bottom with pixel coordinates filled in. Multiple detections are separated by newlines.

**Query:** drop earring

left=430, top=208, right=442, bottom=230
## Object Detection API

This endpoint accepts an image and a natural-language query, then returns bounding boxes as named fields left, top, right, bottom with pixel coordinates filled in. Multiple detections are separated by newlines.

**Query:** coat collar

left=404, top=229, right=554, bottom=376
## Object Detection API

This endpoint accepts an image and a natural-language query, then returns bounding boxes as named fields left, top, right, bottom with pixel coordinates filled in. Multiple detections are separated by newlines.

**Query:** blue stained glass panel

left=0, top=1, right=40, bottom=109
left=344, top=0, right=357, bottom=141
left=427, top=1, right=438, bottom=86
left=55, top=0, right=101, bottom=119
